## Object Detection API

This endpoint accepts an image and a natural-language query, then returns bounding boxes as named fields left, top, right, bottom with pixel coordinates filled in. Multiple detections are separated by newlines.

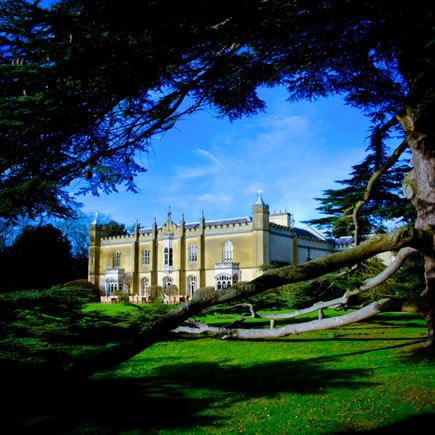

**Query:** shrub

left=63, top=279, right=100, bottom=302
left=0, top=286, right=88, bottom=316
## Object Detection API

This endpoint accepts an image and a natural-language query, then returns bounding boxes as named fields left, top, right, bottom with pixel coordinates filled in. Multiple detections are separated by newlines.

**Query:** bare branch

left=210, top=303, right=257, bottom=318
left=357, top=247, right=418, bottom=292
left=260, top=246, right=419, bottom=319
left=210, top=247, right=420, bottom=321
left=173, top=299, right=394, bottom=339
left=353, top=139, right=408, bottom=245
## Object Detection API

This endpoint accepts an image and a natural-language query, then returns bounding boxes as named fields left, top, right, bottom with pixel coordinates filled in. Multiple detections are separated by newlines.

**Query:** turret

left=151, top=217, right=158, bottom=287
left=133, top=220, right=139, bottom=241
left=252, top=189, right=270, bottom=230
left=252, top=189, right=270, bottom=267
left=88, top=220, right=100, bottom=287
left=199, top=210, right=205, bottom=233
left=180, top=213, right=185, bottom=232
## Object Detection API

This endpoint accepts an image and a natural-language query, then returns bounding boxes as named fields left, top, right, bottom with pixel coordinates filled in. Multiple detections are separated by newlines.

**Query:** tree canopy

left=0, top=224, right=75, bottom=291
left=2, top=0, right=433, bottom=222
left=307, top=143, right=415, bottom=238
left=0, top=0, right=434, bottom=357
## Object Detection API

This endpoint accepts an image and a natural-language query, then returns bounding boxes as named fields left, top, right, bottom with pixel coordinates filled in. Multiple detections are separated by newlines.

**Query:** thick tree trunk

left=399, top=110, right=435, bottom=349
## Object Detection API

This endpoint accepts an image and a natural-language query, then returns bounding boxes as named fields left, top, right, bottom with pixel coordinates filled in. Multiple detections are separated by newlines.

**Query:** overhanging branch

left=65, top=226, right=433, bottom=377
left=352, top=139, right=408, bottom=245
left=181, top=247, right=419, bottom=324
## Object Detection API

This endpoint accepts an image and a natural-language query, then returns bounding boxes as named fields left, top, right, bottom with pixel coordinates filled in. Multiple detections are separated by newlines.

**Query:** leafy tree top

left=0, top=0, right=433, bottom=221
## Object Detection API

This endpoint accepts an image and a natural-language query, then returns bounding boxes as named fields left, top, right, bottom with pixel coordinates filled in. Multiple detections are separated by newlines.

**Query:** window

left=142, top=249, right=150, bottom=266
left=106, top=278, right=118, bottom=295
left=163, top=276, right=173, bottom=289
left=188, top=275, right=197, bottom=296
left=164, top=247, right=173, bottom=266
left=141, top=277, right=149, bottom=297
left=215, top=274, right=232, bottom=290
left=223, top=241, right=233, bottom=262
left=113, top=251, right=121, bottom=268
left=188, top=244, right=198, bottom=264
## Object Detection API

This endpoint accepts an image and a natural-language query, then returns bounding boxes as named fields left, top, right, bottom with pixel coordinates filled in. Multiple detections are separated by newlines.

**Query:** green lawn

left=2, top=303, right=434, bottom=433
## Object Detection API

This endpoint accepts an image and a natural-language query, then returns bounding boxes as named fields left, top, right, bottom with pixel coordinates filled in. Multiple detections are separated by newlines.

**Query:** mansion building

left=88, top=194, right=351, bottom=299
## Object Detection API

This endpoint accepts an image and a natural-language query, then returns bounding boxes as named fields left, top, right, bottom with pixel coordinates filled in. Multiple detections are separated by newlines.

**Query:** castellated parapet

left=89, top=196, right=349, bottom=299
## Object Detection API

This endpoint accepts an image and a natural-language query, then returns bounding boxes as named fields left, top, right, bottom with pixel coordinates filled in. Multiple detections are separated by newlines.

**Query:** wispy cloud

left=175, top=148, right=222, bottom=179
left=195, top=148, right=221, bottom=165
left=78, top=89, right=370, bottom=228
left=197, top=192, right=232, bottom=204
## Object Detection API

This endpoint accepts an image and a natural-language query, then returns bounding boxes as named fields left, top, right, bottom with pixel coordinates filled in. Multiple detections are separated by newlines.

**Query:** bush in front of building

left=63, top=279, right=100, bottom=302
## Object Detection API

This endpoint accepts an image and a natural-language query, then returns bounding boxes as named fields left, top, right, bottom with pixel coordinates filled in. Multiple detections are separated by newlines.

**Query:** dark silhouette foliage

left=0, top=224, right=75, bottom=291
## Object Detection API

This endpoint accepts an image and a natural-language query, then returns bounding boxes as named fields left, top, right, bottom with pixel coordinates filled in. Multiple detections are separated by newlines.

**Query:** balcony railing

left=106, top=267, right=125, bottom=273
left=214, top=261, right=240, bottom=269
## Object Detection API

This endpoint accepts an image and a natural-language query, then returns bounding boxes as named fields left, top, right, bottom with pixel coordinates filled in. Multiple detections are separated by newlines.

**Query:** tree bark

left=398, top=110, right=435, bottom=348
left=173, top=299, right=395, bottom=339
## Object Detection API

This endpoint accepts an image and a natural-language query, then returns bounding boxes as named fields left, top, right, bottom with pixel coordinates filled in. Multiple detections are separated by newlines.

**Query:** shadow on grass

left=340, top=413, right=435, bottom=433
left=3, top=351, right=376, bottom=434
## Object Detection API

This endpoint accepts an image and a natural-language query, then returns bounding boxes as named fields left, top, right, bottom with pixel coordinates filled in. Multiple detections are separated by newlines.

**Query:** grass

left=2, top=305, right=433, bottom=434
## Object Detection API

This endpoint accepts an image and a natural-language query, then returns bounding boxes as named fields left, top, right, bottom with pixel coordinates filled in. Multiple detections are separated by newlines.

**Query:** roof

left=138, top=216, right=252, bottom=233
left=203, top=217, right=252, bottom=227
left=328, top=236, right=353, bottom=245
left=294, top=227, right=325, bottom=240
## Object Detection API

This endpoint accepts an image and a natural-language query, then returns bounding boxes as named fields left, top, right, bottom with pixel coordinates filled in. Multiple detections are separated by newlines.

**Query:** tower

left=252, top=189, right=270, bottom=266
left=88, top=221, right=100, bottom=287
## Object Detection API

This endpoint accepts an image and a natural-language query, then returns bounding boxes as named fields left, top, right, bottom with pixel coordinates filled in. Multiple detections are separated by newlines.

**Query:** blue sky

left=77, top=87, right=372, bottom=229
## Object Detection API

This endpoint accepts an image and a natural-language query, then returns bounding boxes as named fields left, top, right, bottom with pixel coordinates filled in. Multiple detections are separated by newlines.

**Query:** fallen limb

left=258, top=246, right=419, bottom=320
left=173, top=299, right=394, bottom=339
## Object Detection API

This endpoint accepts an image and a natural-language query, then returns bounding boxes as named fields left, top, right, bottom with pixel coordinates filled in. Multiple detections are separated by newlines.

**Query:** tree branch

left=200, top=247, right=420, bottom=321
left=353, top=139, right=408, bottom=245
left=173, top=299, right=395, bottom=339
left=65, top=227, right=433, bottom=377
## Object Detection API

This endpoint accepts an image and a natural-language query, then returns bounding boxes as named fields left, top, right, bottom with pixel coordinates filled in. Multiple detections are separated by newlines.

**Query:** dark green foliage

left=248, top=255, right=424, bottom=310
left=1, top=1, right=433, bottom=222
left=63, top=279, right=100, bottom=301
left=0, top=286, right=174, bottom=363
left=0, top=224, right=75, bottom=291
left=307, top=145, right=416, bottom=238
left=0, top=286, right=88, bottom=318
left=99, top=220, right=128, bottom=238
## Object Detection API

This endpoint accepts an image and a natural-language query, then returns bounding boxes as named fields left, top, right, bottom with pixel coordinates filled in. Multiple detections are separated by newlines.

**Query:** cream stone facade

left=88, top=194, right=352, bottom=301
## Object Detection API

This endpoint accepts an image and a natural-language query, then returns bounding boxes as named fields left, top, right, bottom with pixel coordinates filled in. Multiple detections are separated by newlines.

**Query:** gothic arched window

left=113, top=251, right=121, bottom=268
left=215, top=274, right=232, bottom=290
left=106, top=278, right=118, bottom=295
left=163, top=276, right=173, bottom=289
left=188, top=244, right=198, bottom=264
left=188, top=275, right=197, bottom=296
left=223, top=241, right=233, bottom=262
